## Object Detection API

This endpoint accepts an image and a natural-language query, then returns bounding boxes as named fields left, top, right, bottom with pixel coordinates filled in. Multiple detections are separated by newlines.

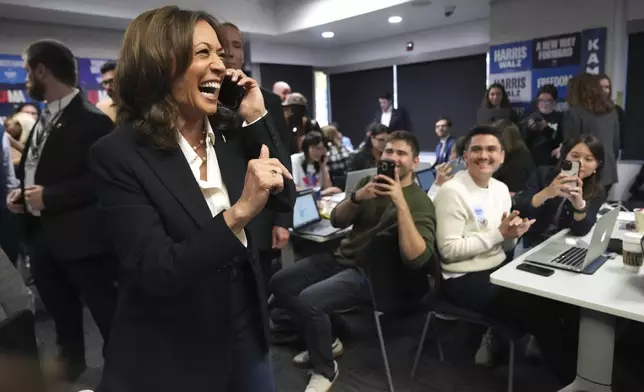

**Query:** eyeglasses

left=101, top=78, right=114, bottom=87
left=538, top=98, right=554, bottom=104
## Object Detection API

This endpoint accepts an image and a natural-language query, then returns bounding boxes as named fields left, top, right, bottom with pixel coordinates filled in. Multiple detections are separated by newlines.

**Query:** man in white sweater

left=434, top=125, right=534, bottom=311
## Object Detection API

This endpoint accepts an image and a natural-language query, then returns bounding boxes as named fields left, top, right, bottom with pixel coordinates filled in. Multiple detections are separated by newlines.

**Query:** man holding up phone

left=219, top=22, right=293, bottom=282
left=270, top=131, right=436, bottom=391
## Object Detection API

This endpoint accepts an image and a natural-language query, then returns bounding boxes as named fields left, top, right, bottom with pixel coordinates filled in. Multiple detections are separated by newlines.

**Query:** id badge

left=473, top=206, right=488, bottom=228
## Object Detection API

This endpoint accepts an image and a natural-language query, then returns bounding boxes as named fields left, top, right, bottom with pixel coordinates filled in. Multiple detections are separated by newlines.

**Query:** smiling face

left=171, top=20, right=227, bottom=119
left=464, top=134, right=505, bottom=183
left=488, top=87, right=503, bottom=107
left=435, top=119, right=450, bottom=138
left=566, top=142, right=599, bottom=180
left=380, top=140, right=418, bottom=182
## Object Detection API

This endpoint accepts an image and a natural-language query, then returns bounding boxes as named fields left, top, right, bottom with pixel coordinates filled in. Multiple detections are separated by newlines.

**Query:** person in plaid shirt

left=321, top=125, right=352, bottom=184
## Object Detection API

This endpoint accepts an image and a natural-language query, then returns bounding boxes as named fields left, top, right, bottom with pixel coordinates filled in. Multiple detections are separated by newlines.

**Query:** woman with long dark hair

left=291, top=131, right=342, bottom=195
left=492, top=119, right=535, bottom=194
left=564, top=73, right=619, bottom=192
left=348, top=122, right=388, bottom=171
left=514, top=134, right=606, bottom=249
left=89, top=6, right=294, bottom=392
left=480, top=83, right=519, bottom=123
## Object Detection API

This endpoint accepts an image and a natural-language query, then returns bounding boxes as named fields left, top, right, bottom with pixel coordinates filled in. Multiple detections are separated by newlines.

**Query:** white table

left=490, top=226, right=644, bottom=391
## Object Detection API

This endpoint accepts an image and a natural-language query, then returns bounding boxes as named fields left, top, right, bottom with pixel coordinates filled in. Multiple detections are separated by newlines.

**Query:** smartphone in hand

left=377, top=160, right=396, bottom=183
left=561, top=160, right=580, bottom=178
left=217, top=75, right=246, bottom=111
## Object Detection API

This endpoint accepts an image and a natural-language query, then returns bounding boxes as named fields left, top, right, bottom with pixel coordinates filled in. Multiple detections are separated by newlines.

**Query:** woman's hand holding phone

left=224, top=69, right=265, bottom=124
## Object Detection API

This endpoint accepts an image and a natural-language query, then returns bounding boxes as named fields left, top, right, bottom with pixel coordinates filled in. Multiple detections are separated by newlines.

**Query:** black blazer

left=17, top=94, right=113, bottom=260
left=89, top=114, right=295, bottom=392
left=249, top=89, right=293, bottom=252
left=373, top=107, right=412, bottom=132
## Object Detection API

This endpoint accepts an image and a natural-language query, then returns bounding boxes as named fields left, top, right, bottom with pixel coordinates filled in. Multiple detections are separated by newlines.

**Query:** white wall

left=0, top=19, right=123, bottom=58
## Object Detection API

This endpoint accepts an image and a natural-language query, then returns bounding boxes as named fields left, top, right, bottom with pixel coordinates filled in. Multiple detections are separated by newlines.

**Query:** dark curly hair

left=115, top=6, right=226, bottom=149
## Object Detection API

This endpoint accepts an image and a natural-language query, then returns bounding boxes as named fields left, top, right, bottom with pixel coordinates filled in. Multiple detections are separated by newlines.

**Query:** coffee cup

left=634, top=208, right=644, bottom=233
left=622, top=232, right=643, bottom=272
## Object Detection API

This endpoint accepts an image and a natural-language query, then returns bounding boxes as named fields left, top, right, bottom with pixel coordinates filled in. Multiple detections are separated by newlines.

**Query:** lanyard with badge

left=30, top=101, right=62, bottom=161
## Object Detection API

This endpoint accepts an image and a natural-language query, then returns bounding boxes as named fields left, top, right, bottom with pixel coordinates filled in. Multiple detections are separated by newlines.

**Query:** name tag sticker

left=473, top=206, right=488, bottom=227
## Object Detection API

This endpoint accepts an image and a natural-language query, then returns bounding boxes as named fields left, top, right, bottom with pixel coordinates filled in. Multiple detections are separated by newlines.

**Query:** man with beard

left=270, top=131, right=436, bottom=391
left=219, top=22, right=293, bottom=283
left=96, top=61, right=117, bottom=123
left=5, top=40, right=117, bottom=381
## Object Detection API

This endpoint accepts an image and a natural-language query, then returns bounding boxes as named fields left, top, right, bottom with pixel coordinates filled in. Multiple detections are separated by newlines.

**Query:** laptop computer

left=293, top=190, right=343, bottom=237
left=415, top=168, right=435, bottom=193
left=526, top=207, right=619, bottom=272
left=344, top=168, right=377, bottom=192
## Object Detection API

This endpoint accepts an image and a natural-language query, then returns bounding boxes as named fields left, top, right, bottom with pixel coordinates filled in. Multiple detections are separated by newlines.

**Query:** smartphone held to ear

left=561, top=160, right=580, bottom=178
left=217, top=75, right=246, bottom=111
left=377, top=160, right=396, bottom=183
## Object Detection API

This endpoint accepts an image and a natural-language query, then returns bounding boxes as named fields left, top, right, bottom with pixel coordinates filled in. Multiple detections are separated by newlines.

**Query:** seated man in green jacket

left=270, top=131, right=436, bottom=392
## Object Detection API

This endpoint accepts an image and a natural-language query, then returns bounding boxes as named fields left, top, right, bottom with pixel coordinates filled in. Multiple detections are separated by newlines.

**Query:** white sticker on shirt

left=473, top=205, right=488, bottom=228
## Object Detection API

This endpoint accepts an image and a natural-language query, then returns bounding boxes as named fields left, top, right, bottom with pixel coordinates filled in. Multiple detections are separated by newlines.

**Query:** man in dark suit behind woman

left=433, top=116, right=455, bottom=166
left=373, top=92, right=412, bottom=132
left=218, top=21, right=292, bottom=284
left=5, top=40, right=117, bottom=381
left=89, top=7, right=295, bottom=392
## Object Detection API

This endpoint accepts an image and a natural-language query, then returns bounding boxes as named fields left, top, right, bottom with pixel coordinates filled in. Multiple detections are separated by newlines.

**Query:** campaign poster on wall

left=488, top=27, right=606, bottom=113
left=0, top=54, right=40, bottom=128
left=0, top=54, right=114, bottom=130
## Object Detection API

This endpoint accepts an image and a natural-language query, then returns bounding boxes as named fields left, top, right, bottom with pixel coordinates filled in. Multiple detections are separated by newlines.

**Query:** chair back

left=363, top=234, right=430, bottom=314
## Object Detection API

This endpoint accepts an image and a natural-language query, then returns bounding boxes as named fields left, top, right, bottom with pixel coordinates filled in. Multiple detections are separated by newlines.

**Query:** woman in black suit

left=89, top=6, right=294, bottom=392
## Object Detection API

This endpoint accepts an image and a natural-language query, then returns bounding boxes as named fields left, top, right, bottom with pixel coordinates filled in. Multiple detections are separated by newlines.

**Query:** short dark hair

left=436, top=116, right=452, bottom=127
left=24, top=39, right=77, bottom=86
left=14, top=103, right=40, bottom=117
left=536, top=84, right=558, bottom=101
left=369, top=122, right=389, bottom=136
left=100, top=61, right=117, bottom=75
left=463, top=125, right=505, bottom=152
left=387, top=130, right=419, bottom=158
left=378, top=92, right=393, bottom=101
left=220, top=22, right=240, bottom=32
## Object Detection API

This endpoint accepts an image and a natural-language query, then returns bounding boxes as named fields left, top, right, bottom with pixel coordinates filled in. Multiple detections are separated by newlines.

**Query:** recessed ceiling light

left=321, top=31, right=334, bottom=38
left=388, top=16, right=403, bottom=24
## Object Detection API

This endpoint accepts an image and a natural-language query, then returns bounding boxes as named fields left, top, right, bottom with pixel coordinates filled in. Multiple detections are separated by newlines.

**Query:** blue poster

left=531, top=65, right=580, bottom=100
left=0, top=54, right=27, bottom=84
left=581, top=27, right=607, bottom=75
left=77, top=57, right=114, bottom=105
left=0, top=54, right=35, bottom=128
left=489, top=40, right=532, bottom=74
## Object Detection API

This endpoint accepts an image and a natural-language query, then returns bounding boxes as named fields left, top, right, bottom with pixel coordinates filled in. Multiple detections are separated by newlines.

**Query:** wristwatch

left=350, top=191, right=361, bottom=205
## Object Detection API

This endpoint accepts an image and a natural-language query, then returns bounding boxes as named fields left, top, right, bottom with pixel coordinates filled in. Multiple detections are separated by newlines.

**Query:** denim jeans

left=269, top=253, right=370, bottom=380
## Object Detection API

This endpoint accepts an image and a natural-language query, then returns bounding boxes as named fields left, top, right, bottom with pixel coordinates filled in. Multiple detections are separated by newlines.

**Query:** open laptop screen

left=293, top=192, right=321, bottom=229
left=415, top=169, right=435, bottom=193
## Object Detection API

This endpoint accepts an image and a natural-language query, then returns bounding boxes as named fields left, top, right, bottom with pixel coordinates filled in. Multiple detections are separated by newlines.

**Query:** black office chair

left=362, top=234, right=430, bottom=392
left=410, top=251, right=520, bottom=392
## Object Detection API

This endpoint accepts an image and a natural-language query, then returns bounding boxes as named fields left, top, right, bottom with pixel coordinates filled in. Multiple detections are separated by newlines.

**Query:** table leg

left=558, top=309, right=615, bottom=392
left=280, top=241, right=295, bottom=268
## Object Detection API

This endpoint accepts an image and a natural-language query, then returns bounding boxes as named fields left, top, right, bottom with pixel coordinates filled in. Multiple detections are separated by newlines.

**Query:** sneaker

left=305, top=361, right=338, bottom=392
left=293, top=338, right=344, bottom=367
left=475, top=328, right=494, bottom=366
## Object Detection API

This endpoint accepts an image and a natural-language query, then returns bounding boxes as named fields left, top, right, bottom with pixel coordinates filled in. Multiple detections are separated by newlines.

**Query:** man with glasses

left=523, top=84, right=564, bottom=166
left=96, top=61, right=117, bottom=123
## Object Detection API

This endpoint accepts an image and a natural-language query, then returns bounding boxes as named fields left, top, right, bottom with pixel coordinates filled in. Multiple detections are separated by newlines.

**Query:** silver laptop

left=526, top=207, right=619, bottom=272
left=344, top=168, right=377, bottom=193
left=292, top=190, right=342, bottom=237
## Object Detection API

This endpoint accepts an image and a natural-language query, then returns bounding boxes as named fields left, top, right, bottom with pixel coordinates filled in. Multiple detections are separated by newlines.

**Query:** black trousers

left=442, top=269, right=579, bottom=384
left=29, top=231, right=118, bottom=374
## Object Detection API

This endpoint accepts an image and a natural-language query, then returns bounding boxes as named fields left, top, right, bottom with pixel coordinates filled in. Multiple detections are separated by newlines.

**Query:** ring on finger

left=271, top=169, right=278, bottom=177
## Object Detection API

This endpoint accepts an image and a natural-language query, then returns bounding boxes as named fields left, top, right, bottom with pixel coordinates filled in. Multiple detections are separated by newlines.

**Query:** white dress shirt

left=177, top=118, right=249, bottom=247
left=24, top=88, right=79, bottom=216
left=380, top=109, right=393, bottom=127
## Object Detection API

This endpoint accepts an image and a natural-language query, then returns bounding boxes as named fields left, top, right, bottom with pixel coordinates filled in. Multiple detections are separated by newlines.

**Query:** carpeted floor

left=34, top=308, right=644, bottom=392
